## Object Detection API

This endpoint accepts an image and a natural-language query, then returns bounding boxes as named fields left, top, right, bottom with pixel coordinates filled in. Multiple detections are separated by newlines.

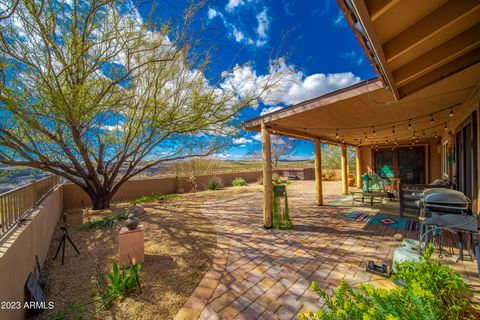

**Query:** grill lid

left=423, top=188, right=468, bottom=205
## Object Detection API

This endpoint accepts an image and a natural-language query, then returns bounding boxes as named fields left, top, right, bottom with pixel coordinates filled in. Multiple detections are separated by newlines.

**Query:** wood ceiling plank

left=383, top=0, right=480, bottom=64
left=367, top=0, right=402, bottom=21
left=398, top=50, right=480, bottom=97
left=393, top=25, right=480, bottom=87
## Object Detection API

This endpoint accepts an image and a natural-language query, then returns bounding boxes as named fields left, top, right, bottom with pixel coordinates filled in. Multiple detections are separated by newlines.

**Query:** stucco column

left=356, top=146, right=362, bottom=188
left=315, top=140, right=323, bottom=205
left=341, top=144, right=349, bottom=195
left=261, top=122, right=273, bottom=228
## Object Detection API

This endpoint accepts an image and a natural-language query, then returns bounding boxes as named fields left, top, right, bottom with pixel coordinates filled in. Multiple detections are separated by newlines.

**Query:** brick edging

left=174, top=206, right=229, bottom=319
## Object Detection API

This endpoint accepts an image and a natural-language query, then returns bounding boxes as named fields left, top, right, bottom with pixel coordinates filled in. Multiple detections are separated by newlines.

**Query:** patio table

left=351, top=191, right=387, bottom=207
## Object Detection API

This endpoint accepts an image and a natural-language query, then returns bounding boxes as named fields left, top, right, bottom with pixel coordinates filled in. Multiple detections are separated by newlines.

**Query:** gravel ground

left=30, top=192, right=217, bottom=320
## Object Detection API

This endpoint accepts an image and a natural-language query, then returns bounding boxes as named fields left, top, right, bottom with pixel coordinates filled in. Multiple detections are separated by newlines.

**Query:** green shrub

left=272, top=172, right=281, bottom=183
left=206, top=177, right=223, bottom=190
left=49, top=301, right=85, bottom=320
left=301, top=244, right=476, bottom=320
left=232, top=177, right=248, bottom=187
left=101, top=262, right=142, bottom=307
left=79, top=212, right=128, bottom=230
left=129, top=193, right=177, bottom=204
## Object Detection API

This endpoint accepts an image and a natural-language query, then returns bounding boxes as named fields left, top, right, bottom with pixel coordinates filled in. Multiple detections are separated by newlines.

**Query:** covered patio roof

left=244, top=62, right=480, bottom=146
left=338, top=0, right=480, bottom=100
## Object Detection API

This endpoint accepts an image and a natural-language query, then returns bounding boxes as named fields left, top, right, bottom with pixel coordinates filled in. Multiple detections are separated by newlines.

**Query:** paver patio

left=175, top=181, right=480, bottom=320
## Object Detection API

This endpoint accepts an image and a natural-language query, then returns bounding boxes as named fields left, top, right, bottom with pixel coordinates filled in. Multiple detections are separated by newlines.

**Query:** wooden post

left=315, top=141, right=323, bottom=205
left=356, top=147, right=362, bottom=188
left=341, top=144, right=349, bottom=195
left=261, top=122, right=273, bottom=228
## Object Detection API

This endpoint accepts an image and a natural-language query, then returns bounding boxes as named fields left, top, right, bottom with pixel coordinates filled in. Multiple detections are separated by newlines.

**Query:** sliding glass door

left=374, top=147, right=425, bottom=184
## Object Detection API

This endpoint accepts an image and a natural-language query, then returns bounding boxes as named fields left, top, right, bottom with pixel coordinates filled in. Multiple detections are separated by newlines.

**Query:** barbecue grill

left=419, top=188, right=480, bottom=277
left=420, top=188, right=477, bottom=232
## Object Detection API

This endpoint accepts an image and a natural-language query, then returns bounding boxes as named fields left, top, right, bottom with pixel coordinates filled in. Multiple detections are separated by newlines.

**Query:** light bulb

left=449, top=110, right=454, bottom=117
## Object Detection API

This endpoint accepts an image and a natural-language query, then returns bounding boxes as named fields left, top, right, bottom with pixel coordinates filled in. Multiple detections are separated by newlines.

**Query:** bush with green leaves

left=301, top=244, right=476, bottom=320
left=129, top=193, right=177, bottom=204
left=206, top=177, right=223, bottom=190
left=101, top=262, right=142, bottom=307
left=232, top=177, right=248, bottom=187
left=78, top=212, right=128, bottom=230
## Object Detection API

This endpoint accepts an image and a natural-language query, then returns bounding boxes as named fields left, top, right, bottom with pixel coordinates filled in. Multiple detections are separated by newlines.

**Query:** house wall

left=359, top=139, right=442, bottom=183
left=441, top=85, right=480, bottom=212
left=0, top=186, right=64, bottom=320
left=63, top=171, right=264, bottom=209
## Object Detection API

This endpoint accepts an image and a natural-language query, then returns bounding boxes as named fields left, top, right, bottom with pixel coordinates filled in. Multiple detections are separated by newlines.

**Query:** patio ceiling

left=337, top=0, right=480, bottom=100
left=244, top=62, right=480, bottom=146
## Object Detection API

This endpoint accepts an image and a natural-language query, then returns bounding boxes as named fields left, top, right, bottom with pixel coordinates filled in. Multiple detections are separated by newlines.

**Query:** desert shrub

left=272, top=172, right=281, bottom=183
left=301, top=244, right=476, bottom=320
left=129, top=193, right=177, bottom=204
left=79, top=212, right=128, bottom=230
left=257, top=176, right=263, bottom=185
left=206, top=176, right=223, bottom=190
left=232, top=177, right=248, bottom=187
left=100, top=262, right=142, bottom=307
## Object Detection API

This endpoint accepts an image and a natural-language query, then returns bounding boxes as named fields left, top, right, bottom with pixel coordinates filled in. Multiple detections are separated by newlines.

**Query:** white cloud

left=252, top=132, right=262, bottom=141
left=226, top=0, right=254, bottom=12
left=260, top=105, right=283, bottom=116
left=232, top=137, right=253, bottom=145
left=208, top=8, right=218, bottom=19
left=333, top=9, right=347, bottom=27
left=222, top=58, right=361, bottom=106
left=256, top=10, right=268, bottom=37
left=341, top=50, right=364, bottom=66
left=232, top=27, right=245, bottom=42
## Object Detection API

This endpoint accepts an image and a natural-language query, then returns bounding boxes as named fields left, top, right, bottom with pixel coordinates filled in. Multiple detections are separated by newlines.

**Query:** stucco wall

left=63, top=171, right=264, bottom=209
left=359, top=140, right=442, bottom=183
left=441, top=85, right=480, bottom=211
left=0, top=186, right=63, bottom=320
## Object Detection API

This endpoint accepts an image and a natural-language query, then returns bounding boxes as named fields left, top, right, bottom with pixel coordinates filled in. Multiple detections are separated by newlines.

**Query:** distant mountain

left=0, top=166, right=50, bottom=194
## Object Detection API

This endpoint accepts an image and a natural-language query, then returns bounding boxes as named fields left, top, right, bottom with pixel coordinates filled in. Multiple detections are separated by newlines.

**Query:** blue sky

left=146, top=0, right=377, bottom=160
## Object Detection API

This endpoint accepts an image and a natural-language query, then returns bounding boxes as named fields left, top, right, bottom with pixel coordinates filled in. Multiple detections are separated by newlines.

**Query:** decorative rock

left=127, top=205, right=145, bottom=216
left=393, top=233, right=403, bottom=241
left=125, top=214, right=139, bottom=230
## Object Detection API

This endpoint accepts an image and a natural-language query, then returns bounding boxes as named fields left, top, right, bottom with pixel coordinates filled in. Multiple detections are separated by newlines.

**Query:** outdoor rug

left=344, top=211, right=419, bottom=232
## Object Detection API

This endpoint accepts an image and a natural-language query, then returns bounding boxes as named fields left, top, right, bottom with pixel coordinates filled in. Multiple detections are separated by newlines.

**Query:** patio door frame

left=454, top=111, right=477, bottom=210
left=371, top=144, right=429, bottom=184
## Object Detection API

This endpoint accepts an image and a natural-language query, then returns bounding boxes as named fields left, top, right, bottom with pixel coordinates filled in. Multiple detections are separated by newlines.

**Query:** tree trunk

left=90, top=192, right=113, bottom=210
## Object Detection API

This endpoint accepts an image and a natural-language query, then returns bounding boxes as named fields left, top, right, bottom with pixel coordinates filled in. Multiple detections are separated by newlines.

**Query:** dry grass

left=31, top=193, right=216, bottom=320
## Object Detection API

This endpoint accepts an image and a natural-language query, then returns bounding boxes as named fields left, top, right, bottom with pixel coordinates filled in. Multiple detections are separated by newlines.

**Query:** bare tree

left=0, top=0, right=284, bottom=209
left=271, top=136, right=295, bottom=170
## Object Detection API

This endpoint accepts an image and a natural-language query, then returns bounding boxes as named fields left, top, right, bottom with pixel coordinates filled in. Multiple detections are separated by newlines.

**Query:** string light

left=449, top=110, right=454, bottom=117
left=434, top=132, right=438, bottom=139
left=364, top=133, right=368, bottom=141
left=412, top=131, right=416, bottom=139
left=336, top=129, right=339, bottom=139
left=422, top=130, right=426, bottom=136
left=385, top=137, right=388, bottom=144
left=372, top=126, right=376, bottom=136
left=392, top=126, right=395, bottom=134
left=444, top=123, right=448, bottom=131
left=430, top=114, right=434, bottom=125
left=341, top=137, right=345, bottom=144
left=394, top=139, right=398, bottom=145
left=408, top=119, right=412, bottom=130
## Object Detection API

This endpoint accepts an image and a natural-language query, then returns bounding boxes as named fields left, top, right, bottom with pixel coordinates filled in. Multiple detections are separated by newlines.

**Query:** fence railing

left=0, top=175, right=59, bottom=238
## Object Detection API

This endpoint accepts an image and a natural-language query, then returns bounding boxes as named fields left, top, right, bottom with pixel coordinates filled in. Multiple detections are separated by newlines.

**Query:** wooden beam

left=384, top=0, right=480, bottom=65
left=315, top=141, right=323, bottom=206
left=398, top=48, right=480, bottom=97
left=268, top=125, right=348, bottom=146
left=243, top=80, right=384, bottom=128
left=367, top=0, right=402, bottom=21
left=341, top=144, right=349, bottom=195
left=261, top=121, right=273, bottom=229
left=350, top=0, right=401, bottom=100
left=393, top=25, right=480, bottom=87
left=356, top=146, right=362, bottom=188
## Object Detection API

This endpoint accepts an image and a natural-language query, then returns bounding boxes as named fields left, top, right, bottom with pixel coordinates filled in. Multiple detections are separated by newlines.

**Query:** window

left=442, top=141, right=449, bottom=177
